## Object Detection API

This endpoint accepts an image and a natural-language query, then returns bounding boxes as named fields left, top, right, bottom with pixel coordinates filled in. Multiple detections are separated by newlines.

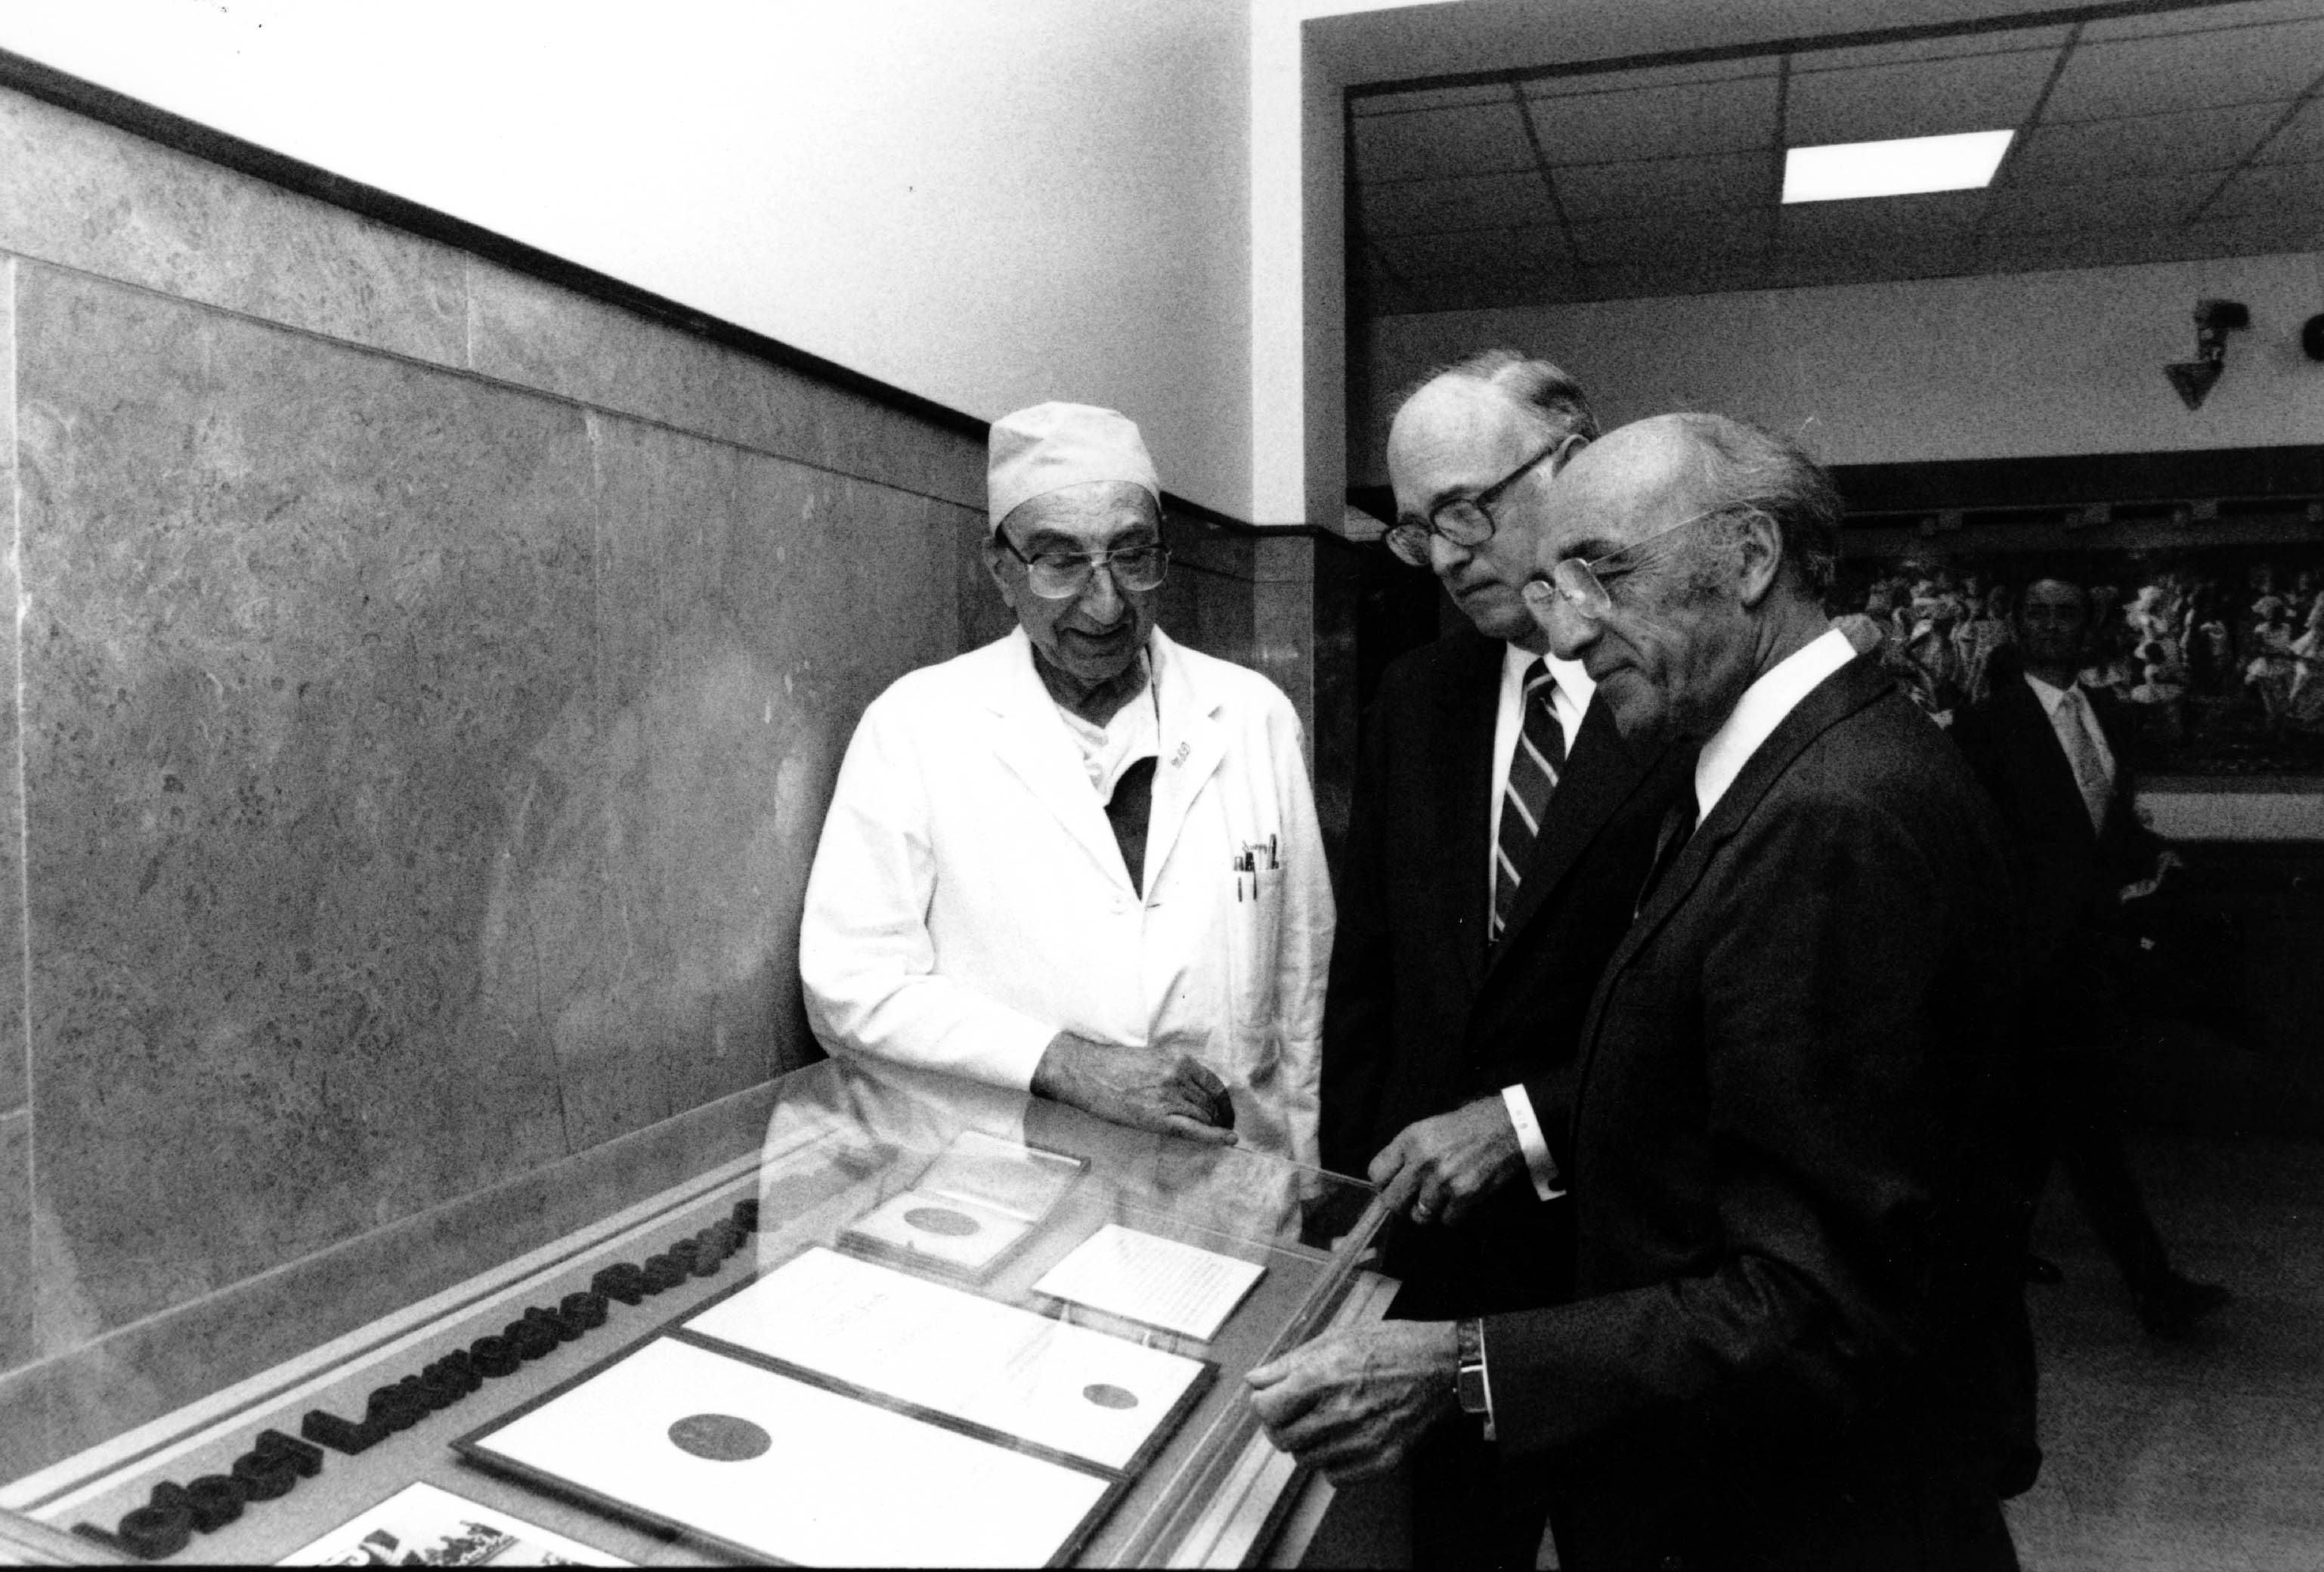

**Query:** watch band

left=1455, top=1317, right=1496, bottom=1440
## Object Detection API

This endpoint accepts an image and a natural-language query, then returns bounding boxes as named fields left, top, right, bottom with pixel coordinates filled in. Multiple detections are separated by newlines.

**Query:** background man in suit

left=1254, top=414, right=2033, bottom=1570
left=1322, top=354, right=1683, bottom=1567
left=1953, top=577, right=2231, bottom=1338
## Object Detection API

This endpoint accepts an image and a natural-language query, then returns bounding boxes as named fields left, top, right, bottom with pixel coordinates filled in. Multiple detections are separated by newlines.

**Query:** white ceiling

left=1348, top=0, right=2324, bottom=311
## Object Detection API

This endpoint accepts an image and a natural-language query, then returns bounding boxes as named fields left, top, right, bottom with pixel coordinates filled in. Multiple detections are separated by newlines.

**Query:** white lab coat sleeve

left=799, top=698, right=1058, bottom=1090
left=1270, top=701, right=1334, bottom=1171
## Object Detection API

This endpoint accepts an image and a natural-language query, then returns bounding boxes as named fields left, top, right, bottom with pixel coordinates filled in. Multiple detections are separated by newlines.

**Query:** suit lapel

left=1573, top=654, right=1892, bottom=1097
left=1436, top=636, right=1504, bottom=994
left=1484, top=696, right=1643, bottom=973
left=981, top=629, right=1137, bottom=893
left=2001, top=675, right=2100, bottom=847
left=1143, top=629, right=1226, bottom=888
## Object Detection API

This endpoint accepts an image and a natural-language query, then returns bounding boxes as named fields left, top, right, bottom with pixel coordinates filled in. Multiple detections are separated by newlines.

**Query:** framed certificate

left=680, top=1246, right=1212, bottom=1475
left=456, top=1338, right=1119, bottom=1569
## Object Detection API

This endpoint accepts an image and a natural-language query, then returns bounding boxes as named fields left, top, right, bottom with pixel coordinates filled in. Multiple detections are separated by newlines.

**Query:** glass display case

left=0, top=1057, right=1389, bottom=1567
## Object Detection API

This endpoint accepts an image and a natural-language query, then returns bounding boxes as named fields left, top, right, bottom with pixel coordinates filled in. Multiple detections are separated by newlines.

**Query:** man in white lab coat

left=800, top=403, right=1333, bottom=1166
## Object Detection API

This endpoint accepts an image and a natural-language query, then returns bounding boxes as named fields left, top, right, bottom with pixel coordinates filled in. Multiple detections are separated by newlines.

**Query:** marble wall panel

left=0, top=1112, right=29, bottom=1372
left=465, top=261, right=984, bottom=509
left=0, top=1078, right=779, bottom=1481
left=0, top=255, right=23, bottom=1121
left=0, top=88, right=466, bottom=368
left=15, top=263, right=602, bottom=1348
left=502, top=413, right=964, bottom=1150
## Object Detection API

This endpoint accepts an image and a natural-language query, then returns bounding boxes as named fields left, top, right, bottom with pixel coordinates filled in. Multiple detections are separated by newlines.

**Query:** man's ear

left=1551, top=431, right=1590, bottom=473
left=980, top=533, right=1015, bottom=602
left=1734, top=510, right=1784, bottom=608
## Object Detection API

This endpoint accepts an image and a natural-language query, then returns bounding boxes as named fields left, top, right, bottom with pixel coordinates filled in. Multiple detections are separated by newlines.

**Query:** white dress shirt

left=1487, top=642, right=1594, bottom=1203
left=1053, top=653, right=1159, bottom=801
left=2022, top=670, right=2118, bottom=832
left=1694, top=627, right=1858, bottom=825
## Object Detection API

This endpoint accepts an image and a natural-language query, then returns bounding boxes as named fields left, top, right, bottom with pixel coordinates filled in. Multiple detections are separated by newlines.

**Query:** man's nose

left=1527, top=590, right=1596, bottom=661
left=1426, top=533, right=1473, bottom=577
left=1079, top=561, right=1125, bottom=622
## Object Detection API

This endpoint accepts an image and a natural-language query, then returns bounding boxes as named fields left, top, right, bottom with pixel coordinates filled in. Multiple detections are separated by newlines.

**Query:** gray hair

left=1394, top=348, right=1600, bottom=446
left=1669, top=413, right=1841, bottom=596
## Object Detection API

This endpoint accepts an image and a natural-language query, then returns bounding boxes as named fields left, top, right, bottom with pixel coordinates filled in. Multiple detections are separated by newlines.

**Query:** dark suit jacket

left=1486, top=653, right=2033, bottom=1572
left=1951, top=652, right=2164, bottom=1046
left=1322, top=630, right=1685, bottom=1316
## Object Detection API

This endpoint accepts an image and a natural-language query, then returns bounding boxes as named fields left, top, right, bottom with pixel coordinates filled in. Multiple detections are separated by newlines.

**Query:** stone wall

left=0, top=83, right=1000, bottom=1474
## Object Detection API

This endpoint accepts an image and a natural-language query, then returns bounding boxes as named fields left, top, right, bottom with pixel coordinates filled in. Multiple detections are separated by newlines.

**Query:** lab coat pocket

left=1225, top=857, right=1286, bottom=1052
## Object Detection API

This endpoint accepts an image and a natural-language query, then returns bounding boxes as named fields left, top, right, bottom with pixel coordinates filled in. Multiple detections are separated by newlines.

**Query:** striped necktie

left=1491, top=660, right=1565, bottom=941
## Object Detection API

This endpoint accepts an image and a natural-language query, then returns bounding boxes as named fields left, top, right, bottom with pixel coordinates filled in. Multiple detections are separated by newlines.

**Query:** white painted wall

left=0, top=0, right=1259, bottom=516
left=1357, top=251, right=2324, bottom=481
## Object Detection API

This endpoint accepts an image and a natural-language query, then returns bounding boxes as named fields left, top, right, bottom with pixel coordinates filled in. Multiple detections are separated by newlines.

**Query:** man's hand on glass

left=1030, top=1031, right=1237, bottom=1144
left=1246, top=1322, right=1458, bottom=1483
left=1368, top=1094, right=1524, bottom=1226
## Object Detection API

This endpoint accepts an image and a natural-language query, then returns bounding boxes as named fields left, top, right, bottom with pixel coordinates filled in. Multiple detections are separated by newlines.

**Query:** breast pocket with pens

left=1233, top=834, right=1280, bottom=901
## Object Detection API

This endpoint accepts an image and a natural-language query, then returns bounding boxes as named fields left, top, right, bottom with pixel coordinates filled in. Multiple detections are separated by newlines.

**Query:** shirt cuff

left=1500, top=1085, right=1565, bottom=1202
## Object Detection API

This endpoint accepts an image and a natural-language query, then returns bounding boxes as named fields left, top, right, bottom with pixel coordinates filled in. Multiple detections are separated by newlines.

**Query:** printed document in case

left=1032, top=1224, right=1265, bottom=1341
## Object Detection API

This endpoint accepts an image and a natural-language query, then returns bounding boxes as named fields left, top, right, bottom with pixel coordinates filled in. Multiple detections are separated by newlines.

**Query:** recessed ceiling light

left=1781, top=130, right=2014, bottom=203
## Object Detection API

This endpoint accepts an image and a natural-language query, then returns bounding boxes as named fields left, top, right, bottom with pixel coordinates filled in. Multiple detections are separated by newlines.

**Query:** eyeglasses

left=998, top=534, right=1171, bottom=599
left=1384, top=433, right=1584, bottom=568
left=1519, top=506, right=1745, bottom=622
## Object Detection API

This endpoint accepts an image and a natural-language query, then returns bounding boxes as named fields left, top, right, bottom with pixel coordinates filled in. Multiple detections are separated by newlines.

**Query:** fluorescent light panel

left=1782, top=129, right=2014, bottom=203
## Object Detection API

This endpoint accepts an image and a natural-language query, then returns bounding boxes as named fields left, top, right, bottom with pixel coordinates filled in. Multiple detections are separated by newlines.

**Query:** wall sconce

left=2165, top=299, right=2249, bottom=410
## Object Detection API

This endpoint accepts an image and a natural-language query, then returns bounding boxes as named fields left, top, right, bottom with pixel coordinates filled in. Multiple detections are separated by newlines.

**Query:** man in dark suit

left=1952, top=577, right=2230, bottom=1338
left=1322, top=354, right=1685, bottom=1567
left=1254, top=414, right=2033, bottom=1570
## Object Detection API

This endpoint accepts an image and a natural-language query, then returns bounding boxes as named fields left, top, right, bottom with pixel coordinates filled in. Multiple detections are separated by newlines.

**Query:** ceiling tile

left=2007, top=101, right=2288, bottom=183
left=1566, top=211, right=1769, bottom=267
left=2041, top=21, right=2324, bottom=122
left=1523, top=54, right=1775, bottom=99
left=1785, top=51, right=2060, bottom=145
left=2256, top=97, right=2324, bottom=161
left=1524, top=75, right=1779, bottom=163
left=1778, top=188, right=1988, bottom=249
left=2201, top=158, right=2324, bottom=220
left=1358, top=171, right=1557, bottom=236
left=1981, top=172, right=2219, bottom=233
left=1352, top=101, right=1537, bottom=183
left=1581, top=255, right=1777, bottom=300
left=1797, top=26, right=2072, bottom=72
left=1552, top=151, right=1774, bottom=220
left=1413, top=271, right=1562, bottom=314
left=1354, top=82, right=1520, bottom=116
left=1767, top=237, right=1978, bottom=288
left=2081, top=0, right=2324, bottom=41
left=1358, top=265, right=1430, bottom=316
left=1370, top=226, right=1573, bottom=280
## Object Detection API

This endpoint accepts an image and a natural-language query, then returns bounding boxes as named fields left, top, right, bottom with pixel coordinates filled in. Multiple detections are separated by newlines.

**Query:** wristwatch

left=1455, top=1317, right=1496, bottom=1440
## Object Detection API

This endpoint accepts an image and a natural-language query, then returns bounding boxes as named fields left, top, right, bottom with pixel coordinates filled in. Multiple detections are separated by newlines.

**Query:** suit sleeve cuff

left=1500, top=1085, right=1564, bottom=1202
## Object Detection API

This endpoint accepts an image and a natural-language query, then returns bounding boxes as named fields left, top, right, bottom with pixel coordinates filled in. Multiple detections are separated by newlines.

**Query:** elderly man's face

left=1525, top=428, right=1762, bottom=744
left=1385, top=377, right=1569, bottom=645
left=984, top=481, right=1162, bottom=689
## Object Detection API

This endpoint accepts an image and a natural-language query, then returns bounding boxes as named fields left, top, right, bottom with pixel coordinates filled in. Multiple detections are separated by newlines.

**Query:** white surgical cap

left=987, top=402, right=1161, bottom=533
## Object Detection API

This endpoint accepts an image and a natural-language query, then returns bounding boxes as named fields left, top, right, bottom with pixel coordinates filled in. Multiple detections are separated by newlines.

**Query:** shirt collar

left=1502, top=642, right=1597, bottom=707
left=1694, top=626, right=1857, bottom=823
left=2022, top=670, right=2077, bottom=715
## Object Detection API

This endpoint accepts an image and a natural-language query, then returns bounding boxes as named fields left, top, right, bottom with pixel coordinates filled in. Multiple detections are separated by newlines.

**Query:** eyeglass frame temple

left=1385, top=429, right=1590, bottom=561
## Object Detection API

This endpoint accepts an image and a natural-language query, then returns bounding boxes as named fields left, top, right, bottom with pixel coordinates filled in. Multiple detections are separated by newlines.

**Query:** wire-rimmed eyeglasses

left=1518, top=506, right=1746, bottom=622
left=1384, top=432, right=1586, bottom=568
left=997, top=534, right=1172, bottom=600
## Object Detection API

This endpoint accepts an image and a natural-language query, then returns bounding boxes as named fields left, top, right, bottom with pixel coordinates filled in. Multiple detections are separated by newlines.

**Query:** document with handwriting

left=1032, top=1224, right=1264, bottom=1341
